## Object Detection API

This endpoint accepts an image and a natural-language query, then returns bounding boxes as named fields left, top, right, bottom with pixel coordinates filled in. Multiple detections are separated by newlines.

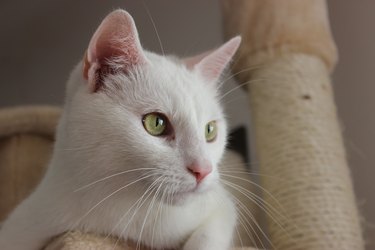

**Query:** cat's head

left=60, top=10, right=240, bottom=204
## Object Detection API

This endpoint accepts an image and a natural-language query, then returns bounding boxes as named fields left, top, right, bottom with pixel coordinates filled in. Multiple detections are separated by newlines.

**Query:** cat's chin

left=167, top=191, right=194, bottom=206
left=164, top=184, right=214, bottom=206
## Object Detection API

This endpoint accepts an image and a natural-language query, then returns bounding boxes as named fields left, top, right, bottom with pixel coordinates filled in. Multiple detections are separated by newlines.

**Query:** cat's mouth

left=175, top=187, right=197, bottom=196
left=165, top=182, right=214, bottom=205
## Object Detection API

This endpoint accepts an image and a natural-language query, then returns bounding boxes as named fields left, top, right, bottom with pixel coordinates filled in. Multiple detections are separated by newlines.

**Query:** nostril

left=188, top=168, right=203, bottom=182
left=187, top=163, right=212, bottom=183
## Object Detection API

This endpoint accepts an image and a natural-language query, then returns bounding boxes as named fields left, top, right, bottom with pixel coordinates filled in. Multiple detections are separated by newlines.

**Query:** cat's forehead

left=111, top=52, right=223, bottom=121
left=149, top=54, right=215, bottom=95
left=147, top=54, right=220, bottom=115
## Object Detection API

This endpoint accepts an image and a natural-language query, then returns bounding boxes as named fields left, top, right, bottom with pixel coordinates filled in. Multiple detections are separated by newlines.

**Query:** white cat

left=0, top=9, right=241, bottom=250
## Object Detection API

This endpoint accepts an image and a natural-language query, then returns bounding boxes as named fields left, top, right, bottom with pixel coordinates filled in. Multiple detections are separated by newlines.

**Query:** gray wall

left=0, top=0, right=248, bottom=127
left=0, top=0, right=374, bottom=248
left=328, top=1, right=375, bottom=247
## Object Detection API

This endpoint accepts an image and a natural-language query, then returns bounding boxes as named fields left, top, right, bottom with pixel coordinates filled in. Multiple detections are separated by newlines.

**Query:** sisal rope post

left=221, top=0, right=364, bottom=249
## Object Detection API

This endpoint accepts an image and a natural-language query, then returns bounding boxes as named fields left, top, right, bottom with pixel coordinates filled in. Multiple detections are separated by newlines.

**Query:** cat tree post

left=222, top=0, right=364, bottom=249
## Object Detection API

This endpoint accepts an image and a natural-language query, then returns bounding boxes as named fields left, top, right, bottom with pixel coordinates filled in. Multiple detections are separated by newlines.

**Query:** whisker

left=237, top=203, right=264, bottom=249
left=219, top=79, right=266, bottom=101
left=222, top=94, right=248, bottom=106
left=222, top=181, right=273, bottom=249
left=220, top=170, right=285, bottom=182
left=104, top=177, right=158, bottom=241
left=74, top=168, right=157, bottom=192
left=111, top=176, right=164, bottom=250
left=164, top=185, right=173, bottom=247
left=141, top=0, right=165, bottom=55
left=76, top=173, right=159, bottom=226
left=222, top=175, right=297, bottom=239
left=222, top=180, right=295, bottom=243
left=218, top=65, right=265, bottom=89
left=137, top=177, right=165, bottom=250
left=230, top=192, right=270, bottom=250
left=220, top=173, right=287, bottom=216
left=220, top=160, right=259, bottom=167
left=235, top=226, right=244, bottom=249
left=151, top=181, right=167, bottom=249
left=219, top=163, right=259, bottom=171
left=212, top=190, right=255, bottom=249
left=222, top=179, right=286, bottom=225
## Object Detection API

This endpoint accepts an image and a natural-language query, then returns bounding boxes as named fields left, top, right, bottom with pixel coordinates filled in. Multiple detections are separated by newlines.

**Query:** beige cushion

left=0, top=106, right=59, bottom=222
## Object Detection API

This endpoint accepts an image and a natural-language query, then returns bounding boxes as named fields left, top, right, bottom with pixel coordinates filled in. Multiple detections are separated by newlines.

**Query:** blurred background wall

left=328, top=1, right=375, bottom=248
left=0, top=0, right=374, bottom=248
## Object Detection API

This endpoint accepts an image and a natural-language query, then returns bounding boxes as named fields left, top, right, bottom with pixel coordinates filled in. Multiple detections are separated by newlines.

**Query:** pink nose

left=187, top=162, right=212, bottom=183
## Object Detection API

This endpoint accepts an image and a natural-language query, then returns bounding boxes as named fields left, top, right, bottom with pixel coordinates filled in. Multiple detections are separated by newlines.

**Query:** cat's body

left=0, top=10, right=241, bottom=250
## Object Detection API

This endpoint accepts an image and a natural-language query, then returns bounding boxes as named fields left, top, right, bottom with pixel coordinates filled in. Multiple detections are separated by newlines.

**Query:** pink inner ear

left=183, top=50, right=212, bottom=70
left=83, top=10, right=147, bottom=91
left=183, top=36, right=241, bottom=83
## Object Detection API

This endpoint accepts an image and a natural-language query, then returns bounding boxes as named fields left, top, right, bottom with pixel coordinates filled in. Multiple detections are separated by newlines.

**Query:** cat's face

left=61, top=10, right=240, bottom=204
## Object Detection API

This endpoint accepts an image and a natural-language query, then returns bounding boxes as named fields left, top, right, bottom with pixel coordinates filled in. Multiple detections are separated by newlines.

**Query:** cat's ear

left=183, top=36, right=241, bottom=83
left=83, top=10, right=147, bottom=92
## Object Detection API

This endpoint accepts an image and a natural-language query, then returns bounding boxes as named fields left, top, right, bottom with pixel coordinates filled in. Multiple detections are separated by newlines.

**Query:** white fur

left=0, top=47, right=238, bottom=249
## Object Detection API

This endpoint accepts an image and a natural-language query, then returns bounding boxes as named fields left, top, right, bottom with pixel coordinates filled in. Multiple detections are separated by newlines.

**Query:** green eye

left=143, top=113, right=168, bottom=136
left=205, top=121, right=217, bottom=142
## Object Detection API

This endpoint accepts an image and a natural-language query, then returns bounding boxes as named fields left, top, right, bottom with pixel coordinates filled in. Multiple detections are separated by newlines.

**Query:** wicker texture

left=0, top=106, right=60, bottom=222
left=222, top=0, right=364, bottom=249
left=247, top=54, right=362, bottom=249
